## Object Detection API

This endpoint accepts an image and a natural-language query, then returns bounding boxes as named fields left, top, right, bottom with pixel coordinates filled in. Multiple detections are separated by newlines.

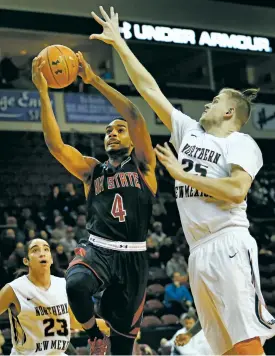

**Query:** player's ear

left=50, top=256, right=53, bottom=266
left=23, top=257, right=29, bottom=267
left=224, top=107, right=234, bottom=119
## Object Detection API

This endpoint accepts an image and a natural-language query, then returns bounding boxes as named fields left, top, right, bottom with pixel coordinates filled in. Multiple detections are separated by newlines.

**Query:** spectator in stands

left=39, top=230, right=49, bottom=240
left=151, top=199, right=167, bottom=228
left=147, top=236, right=160, bottom=267
left=160, top=314, right=195, bottom=355
left=98, top=60, right=113, bottom=80
left=47, top=184, right=65, bottom=219
left=74, top=214, right=89, bottom=242
left=60, top=226, right=77, bottom=259
left=151, top=221, right=167, bottom=248
left=175, top=227, right=185, bottom=247
left=53, top=243, right=69, bottom=271
left=27, top=229, right=36, bottom=241
left=0, top=229, right=16, bottom=260
left=7, top=242, right=25, bottom=280
left=0, top=56, right=19, bottom=87
left=14, top=57, right=35, bottom=90
left=164, top=272, right=193, bottom=309
left=159, top=237, right=176, bottom=266
left=166, top=252, right=188, bottom=280
left=64, top=183, right=83, bottom=213
left=24, top=219, right=37, bottom=234
left=51, top=216, right=67, bottom=242
left=19, top=208, right=37, bottom=233
left=5, top=216, right=25, bottom=243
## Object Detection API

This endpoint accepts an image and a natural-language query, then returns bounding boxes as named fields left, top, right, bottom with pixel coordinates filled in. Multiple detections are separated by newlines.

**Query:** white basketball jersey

left=171, top=108, right=263, bottom=249
left=8, top=275, right=70, bottom=355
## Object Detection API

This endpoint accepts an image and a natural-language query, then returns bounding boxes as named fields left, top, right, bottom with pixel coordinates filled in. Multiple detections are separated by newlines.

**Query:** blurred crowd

left=0, top=159, right=274, bottom=354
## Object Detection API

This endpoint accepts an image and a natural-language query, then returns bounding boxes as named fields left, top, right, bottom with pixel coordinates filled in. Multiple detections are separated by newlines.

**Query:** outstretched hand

left=154, top=143, right=184, bottom=182
left=32, top=57, right=48, bottom=93
left=90, top=6, right=123, bottom=46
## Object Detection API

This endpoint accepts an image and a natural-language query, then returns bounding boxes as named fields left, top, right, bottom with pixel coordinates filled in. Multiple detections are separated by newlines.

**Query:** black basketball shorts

left=67, top=241, right=148, bottom=338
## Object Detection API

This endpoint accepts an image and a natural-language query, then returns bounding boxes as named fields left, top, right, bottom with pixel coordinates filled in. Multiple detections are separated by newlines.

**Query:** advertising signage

left=119, top=21, right=273, bottom=53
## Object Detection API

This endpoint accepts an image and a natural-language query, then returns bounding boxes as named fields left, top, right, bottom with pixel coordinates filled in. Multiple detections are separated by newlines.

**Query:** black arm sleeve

left=188, top=319, right=202, bottom=337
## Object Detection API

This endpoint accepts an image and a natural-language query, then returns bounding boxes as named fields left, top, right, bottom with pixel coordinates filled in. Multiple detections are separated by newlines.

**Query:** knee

left=66, top=272, right=86, bottom=299
left=66, top=265, right=99, bottom=298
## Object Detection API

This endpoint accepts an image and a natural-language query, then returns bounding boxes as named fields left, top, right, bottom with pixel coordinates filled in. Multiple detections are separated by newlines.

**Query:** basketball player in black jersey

left=32, top=52, right=157, bottom=355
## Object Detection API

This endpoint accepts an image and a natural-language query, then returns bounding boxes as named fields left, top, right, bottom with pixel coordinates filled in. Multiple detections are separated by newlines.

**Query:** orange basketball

left=38, top=45, right=79, bottom=89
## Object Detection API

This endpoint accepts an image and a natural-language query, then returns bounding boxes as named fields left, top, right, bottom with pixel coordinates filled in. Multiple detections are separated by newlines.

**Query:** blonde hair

left=219, top=87, right=259, bottom=126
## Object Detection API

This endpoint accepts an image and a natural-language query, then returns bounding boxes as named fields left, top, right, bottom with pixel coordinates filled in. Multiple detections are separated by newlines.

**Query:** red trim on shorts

left=131, top=293, right=146, bottom=327
left=67, top=260, right=104, bottom=285
left=129, top=327, right=140, bottom=336
left=96, top=311, right=137, bottom=339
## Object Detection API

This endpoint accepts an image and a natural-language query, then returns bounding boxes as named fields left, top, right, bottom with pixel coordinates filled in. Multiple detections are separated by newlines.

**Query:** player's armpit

left=48, top=144, right=99, bottom=182
left=0, top=284, right=16, bottom=315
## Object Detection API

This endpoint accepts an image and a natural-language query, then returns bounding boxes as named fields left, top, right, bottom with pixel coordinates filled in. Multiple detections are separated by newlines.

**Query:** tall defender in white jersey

left=0, top=238, right=81, bottom=355
left=89, top=6, right=275, bottom=354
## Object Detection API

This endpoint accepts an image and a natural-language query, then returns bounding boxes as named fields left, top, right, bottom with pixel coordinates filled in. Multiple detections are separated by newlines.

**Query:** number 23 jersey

left=86, top=152, right=154, bottom=242
left=171, top=108, right=263, bottom=249
left=8, top=275, right=70, bottom=355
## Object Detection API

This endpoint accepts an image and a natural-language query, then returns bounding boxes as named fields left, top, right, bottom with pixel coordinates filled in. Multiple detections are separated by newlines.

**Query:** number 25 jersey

left=86, top=152, right=154, bottom=243
left=171, top=108, right=263, bottom=250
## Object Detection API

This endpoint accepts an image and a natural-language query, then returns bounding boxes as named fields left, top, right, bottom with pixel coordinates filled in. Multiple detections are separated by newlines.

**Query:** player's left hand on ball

left=32, top=57, right=48, bottom=93
left=90, top=6, right=122, bottom=46
left=155, top=143, right=183, bottom=181
left=76, top=51, right=96, bottom=84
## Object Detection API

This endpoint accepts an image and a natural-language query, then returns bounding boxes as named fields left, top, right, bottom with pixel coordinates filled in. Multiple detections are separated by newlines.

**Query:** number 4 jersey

left=8, top=275, right=70, bottom=355
left=86, top=152, right=154, bottom=242
left=170, top=108, right=263, bottom=249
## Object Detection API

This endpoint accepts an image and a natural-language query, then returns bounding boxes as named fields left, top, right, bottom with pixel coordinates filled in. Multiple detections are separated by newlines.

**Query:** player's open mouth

left=40, top=260, right=47, bottom=264
left=108, top=141, right=120, bottom=145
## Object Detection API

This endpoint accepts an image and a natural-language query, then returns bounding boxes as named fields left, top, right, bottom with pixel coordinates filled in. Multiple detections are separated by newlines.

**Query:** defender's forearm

left=177, top=171, right=244, bottom=204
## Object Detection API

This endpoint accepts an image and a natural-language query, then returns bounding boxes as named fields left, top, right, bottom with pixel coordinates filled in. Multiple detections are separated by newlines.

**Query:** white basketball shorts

left=188, top=227, right=275, bottom=355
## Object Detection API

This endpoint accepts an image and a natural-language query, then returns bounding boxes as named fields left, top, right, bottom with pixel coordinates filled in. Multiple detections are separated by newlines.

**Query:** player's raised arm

left=89, top=6, right=174, bottom=131
left=77, top=52, right=156, bottom=175
left=0, top=284, right=16, bottom=315
left=32, top=57, right=98, bottom=182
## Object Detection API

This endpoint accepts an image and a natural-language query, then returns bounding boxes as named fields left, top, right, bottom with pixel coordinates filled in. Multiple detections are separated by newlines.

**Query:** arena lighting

left=119, top=21, right=272, bottom=53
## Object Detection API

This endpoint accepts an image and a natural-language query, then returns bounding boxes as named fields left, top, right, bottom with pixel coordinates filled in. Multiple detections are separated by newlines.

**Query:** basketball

left=38, top=45, right=79, bottom=89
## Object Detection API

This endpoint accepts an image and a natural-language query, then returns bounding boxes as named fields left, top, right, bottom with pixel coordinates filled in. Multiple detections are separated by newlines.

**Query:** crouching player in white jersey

left=88, top=6, right=275, bottom=354
left=0, top=238, right=108, bottom=355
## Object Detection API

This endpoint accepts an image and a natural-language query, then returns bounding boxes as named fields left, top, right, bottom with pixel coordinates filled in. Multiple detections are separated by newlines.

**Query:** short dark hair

left=24, top=241, right=32, bottom=258
left=113, top=117, right=126, bottom=122
left=24, top=239, right=50, bottom=258
left=219, top=87, right=259, bottom=127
